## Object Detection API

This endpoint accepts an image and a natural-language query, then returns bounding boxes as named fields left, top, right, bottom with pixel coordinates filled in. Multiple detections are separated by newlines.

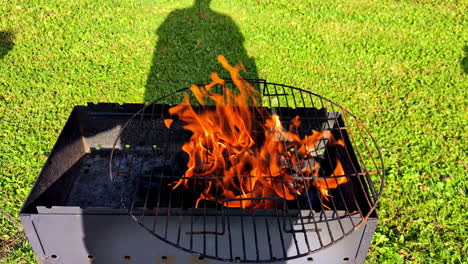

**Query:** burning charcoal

left=279, top=155, right=291, bottom=169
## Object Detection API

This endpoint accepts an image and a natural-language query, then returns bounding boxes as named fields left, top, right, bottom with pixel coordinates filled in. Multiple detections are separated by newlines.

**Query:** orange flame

left=164, top=119, right=174, bottom=128
left=167, top=55, right=348, bottom=209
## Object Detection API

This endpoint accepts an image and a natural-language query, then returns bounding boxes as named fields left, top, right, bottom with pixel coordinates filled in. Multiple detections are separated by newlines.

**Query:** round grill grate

left=109, top=79, right=384, bottom=262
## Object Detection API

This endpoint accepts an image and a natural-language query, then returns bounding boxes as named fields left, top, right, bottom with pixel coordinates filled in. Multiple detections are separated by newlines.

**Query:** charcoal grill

left=20, top=79, right=384, bottom=264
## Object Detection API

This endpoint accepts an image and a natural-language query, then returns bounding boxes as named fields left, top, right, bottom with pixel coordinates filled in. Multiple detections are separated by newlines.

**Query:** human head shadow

left=461, top=45, right=468, bottom=74
left=0, top=31, right=14, bottom=59
left=145, top=0, right=258, bottom=103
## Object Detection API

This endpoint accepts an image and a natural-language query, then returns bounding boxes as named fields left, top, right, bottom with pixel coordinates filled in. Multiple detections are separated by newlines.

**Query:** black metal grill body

left=20, top=100, right=380, bottom=264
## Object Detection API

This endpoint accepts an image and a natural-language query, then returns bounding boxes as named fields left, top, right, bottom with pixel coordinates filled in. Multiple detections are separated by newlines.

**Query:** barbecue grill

left=20, top=79, right=384, bottom=264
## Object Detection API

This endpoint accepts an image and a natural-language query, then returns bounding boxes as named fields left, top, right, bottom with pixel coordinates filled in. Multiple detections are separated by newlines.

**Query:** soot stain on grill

left=156, top=255, right=178, bottom=264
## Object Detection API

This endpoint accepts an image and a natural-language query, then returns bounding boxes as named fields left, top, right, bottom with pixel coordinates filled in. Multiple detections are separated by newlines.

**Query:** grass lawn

left=1, top=0, right=467, bottom=263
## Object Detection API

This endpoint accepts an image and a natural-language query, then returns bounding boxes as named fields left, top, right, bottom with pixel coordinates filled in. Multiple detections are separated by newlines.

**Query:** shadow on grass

left=0, top=31, right=14, bottom=59
left=144, top=0, right=258, bottom=102
left=461, top=45, right=468, bottom=74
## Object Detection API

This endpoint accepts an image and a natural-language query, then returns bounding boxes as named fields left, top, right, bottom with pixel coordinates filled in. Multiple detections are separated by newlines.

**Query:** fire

left=167, top=55, right=348, bottom=209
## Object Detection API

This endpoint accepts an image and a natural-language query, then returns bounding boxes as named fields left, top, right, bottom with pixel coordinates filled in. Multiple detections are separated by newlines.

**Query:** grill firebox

left=20, top=79, right=384, bottom=264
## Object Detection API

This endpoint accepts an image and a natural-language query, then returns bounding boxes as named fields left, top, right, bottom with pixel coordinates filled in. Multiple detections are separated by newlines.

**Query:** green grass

left=1, top=0, right=467, bottom=263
